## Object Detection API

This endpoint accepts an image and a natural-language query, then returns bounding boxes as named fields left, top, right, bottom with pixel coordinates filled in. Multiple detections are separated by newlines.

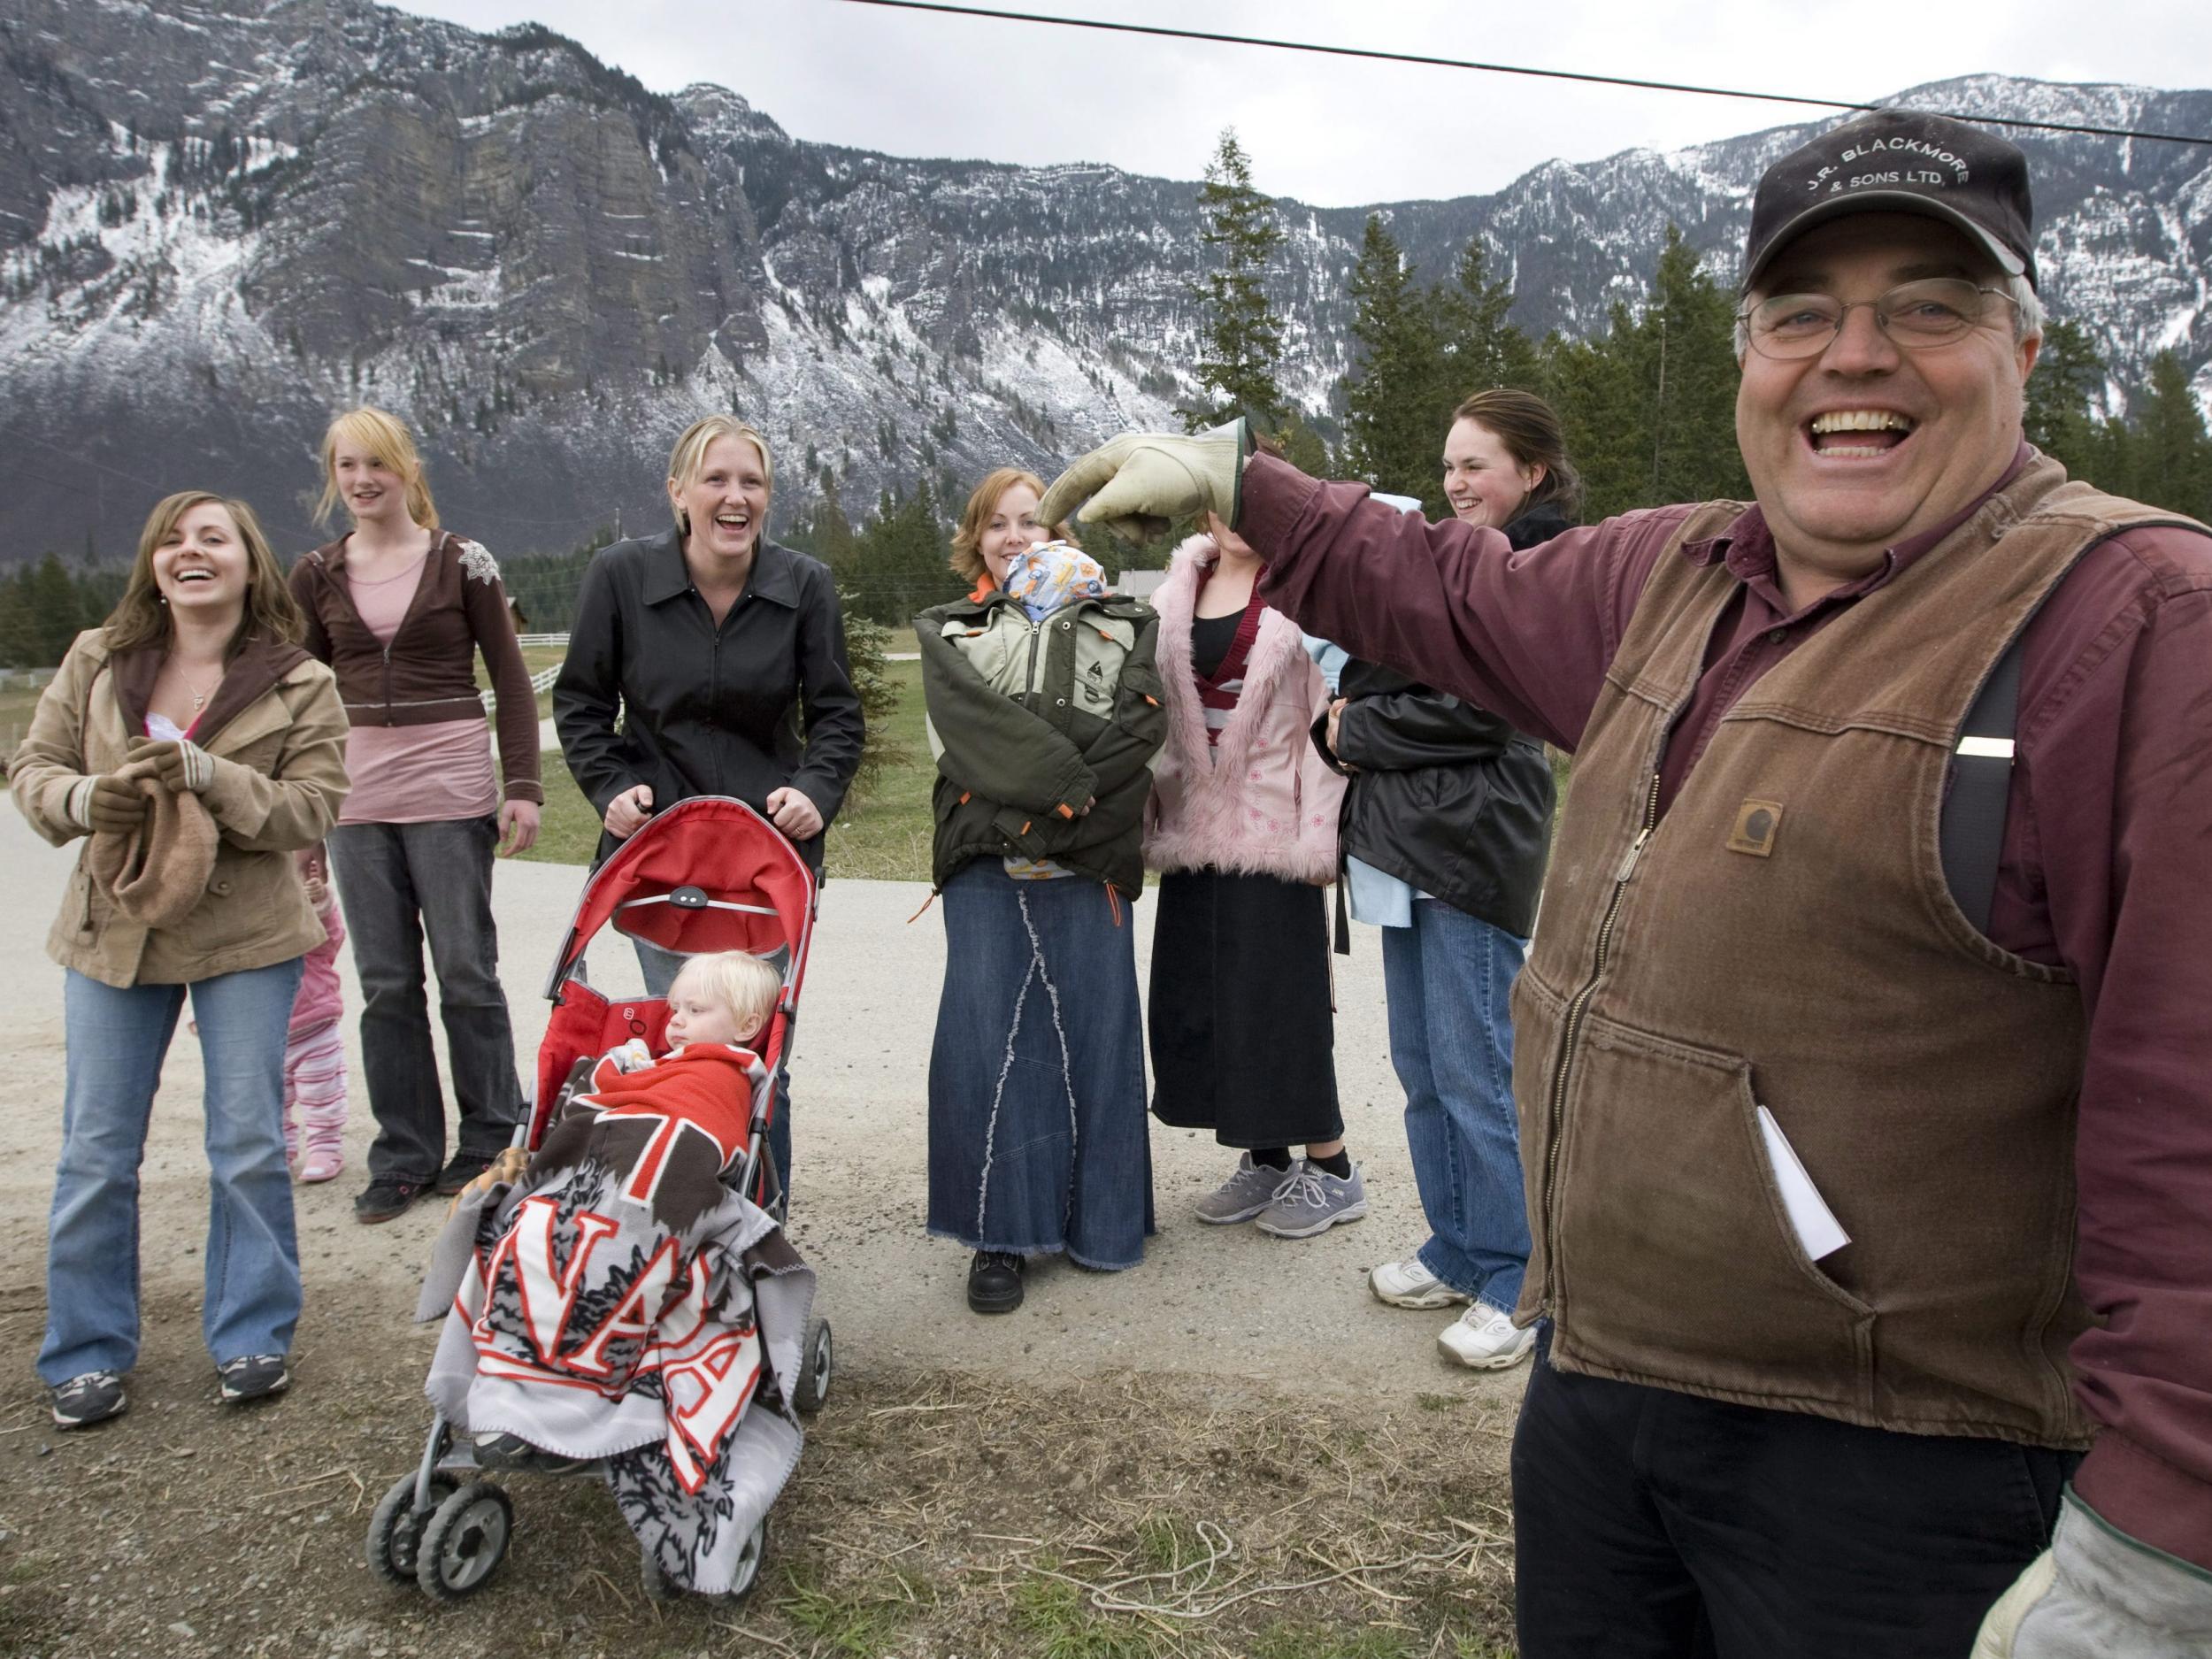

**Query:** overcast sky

left=396, top=0, right=2211, bottom=207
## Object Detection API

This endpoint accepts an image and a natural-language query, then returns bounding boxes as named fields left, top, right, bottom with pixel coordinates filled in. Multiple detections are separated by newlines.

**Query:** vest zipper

left=1539, top=767, right=1663, bottom=1315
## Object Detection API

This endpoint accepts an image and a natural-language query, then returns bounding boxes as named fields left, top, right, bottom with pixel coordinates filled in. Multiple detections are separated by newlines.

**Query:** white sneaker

left=1437, top=1302, right=1535, bottom=1371
left=1369, top=1257, right=1472, bottom=1310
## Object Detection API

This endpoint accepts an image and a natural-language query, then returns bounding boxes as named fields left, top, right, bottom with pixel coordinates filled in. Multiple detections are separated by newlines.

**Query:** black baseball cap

left=1741, top=111, right=2037, bottom=292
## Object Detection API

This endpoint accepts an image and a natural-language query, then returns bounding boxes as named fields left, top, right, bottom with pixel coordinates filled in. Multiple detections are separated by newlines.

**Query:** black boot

left=966, top=1249, right=1025, bottom=1314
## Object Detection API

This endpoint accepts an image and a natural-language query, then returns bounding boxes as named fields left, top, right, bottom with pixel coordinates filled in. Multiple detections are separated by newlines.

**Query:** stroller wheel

left=722, top=1514, right=769, bottom=1602
left=640, top=1514, right=768, bottom=1602
left=415, top=1481, right=514, bottom=1601
left=366, top=1472, right=455, bottom=1587
left=794, top=1317, right=833, bottom=1415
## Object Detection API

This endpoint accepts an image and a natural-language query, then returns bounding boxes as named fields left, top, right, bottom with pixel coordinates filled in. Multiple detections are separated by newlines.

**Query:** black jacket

left=1311, top=502, right=1566, bottom=936
left=553, top=532, right=863, bottom=867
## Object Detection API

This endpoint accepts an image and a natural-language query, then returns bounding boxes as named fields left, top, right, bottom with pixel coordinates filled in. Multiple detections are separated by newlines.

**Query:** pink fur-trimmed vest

left=1143, top=534, right=1343, bottom=885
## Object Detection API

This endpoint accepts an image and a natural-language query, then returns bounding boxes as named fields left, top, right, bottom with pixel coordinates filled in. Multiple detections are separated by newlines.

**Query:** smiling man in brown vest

left=1041, top=112, right=2212, bottom=1658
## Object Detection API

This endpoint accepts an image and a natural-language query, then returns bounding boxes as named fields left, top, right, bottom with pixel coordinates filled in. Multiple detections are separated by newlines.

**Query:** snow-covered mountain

left=4, top=0, right=2208, bottom=560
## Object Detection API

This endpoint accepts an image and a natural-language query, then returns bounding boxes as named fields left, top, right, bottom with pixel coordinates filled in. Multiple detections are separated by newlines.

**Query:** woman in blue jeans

left=12, top=490, right=350, bottom=1428
left=1314, top=390, right=1574, bottom=1368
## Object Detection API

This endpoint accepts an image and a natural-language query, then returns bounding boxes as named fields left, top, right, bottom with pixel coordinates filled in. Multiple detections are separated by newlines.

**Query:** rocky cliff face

left=4, top=0, right=2208, bottom=560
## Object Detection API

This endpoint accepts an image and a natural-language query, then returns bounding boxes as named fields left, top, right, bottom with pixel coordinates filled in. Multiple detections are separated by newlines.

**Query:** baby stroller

left=364, top=796, right=833, bottom=1604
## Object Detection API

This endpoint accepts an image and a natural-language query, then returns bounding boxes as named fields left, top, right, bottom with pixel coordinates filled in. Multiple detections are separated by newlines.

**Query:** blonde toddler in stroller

left=370, top=946, right=826, bottom=1602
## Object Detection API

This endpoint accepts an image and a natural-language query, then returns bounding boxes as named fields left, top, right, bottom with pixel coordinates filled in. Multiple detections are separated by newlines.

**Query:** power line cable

left=838, top=0, right=2212, bottom=149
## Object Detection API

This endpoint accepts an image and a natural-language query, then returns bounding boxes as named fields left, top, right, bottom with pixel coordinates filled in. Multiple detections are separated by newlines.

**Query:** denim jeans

left=1380, top=898, right=1532, bottom=1310
left=328, top=818, right=524, bottom=1182
left=634, top=937, right=793, bottom=1199
left=42, top=960, right=305, bottom=1383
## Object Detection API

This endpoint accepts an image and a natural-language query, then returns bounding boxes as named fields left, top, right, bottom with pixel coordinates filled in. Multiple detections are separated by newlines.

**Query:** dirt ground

left=0, top=804, right=1527, bottom=1658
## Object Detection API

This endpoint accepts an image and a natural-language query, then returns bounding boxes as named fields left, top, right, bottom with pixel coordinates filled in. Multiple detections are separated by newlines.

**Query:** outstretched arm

left=1240, top=455, right=1694, bottom=753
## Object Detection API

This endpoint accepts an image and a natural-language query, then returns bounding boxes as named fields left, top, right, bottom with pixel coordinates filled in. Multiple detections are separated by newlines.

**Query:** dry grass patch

left=0, top=1290, right=1517, bottom=1658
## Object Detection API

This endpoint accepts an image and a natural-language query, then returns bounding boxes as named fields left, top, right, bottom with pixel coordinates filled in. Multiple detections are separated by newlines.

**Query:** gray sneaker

left=1194, top=1153, right=1295, bottom=1225
left=1255, top=1160, right=1369, bottom=1239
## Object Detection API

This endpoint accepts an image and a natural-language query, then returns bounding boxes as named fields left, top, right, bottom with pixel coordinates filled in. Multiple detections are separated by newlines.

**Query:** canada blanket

left=419, top=1043, right=815, bottom=1594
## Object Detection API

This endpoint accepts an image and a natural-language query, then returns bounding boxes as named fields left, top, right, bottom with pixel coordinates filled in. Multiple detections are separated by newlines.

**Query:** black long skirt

left=1148, top=868, right=1342, bottom=1148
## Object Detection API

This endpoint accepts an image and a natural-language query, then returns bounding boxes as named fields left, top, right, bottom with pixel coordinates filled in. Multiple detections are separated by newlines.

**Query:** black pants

left=328, top=817, right=525, bottom=1181
left=1512, top=1332, right=2077, bottom=1659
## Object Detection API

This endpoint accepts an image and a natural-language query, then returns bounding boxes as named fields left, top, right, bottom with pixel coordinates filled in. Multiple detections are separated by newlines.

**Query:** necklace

left=175, top=659, right=221, bottom=711
left=352, top=549, right=431, bottom=586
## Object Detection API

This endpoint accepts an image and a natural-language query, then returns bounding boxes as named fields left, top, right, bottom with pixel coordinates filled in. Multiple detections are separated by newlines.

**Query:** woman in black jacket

left=1314, top=389, right=1572, bottom=1371
left=553, top=416, right=864, bottom=1191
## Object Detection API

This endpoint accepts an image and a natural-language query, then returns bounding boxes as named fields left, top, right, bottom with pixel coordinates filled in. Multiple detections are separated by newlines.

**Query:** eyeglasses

left=1737, top=278, right=2020, bottom=360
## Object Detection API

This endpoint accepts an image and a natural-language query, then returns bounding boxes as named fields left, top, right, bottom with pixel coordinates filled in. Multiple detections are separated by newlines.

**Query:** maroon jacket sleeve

left=2026, top=526, right=2212, bottom=1567
left=1240, top=453, right=1682, bottom=750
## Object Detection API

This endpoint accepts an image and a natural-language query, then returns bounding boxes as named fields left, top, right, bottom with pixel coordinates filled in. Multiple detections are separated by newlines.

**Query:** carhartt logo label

left=1728, top=799, right=1784, bottom=857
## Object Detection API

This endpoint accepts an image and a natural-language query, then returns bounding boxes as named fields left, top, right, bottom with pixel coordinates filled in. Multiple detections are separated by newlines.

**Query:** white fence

left=482, top=662, right=561, bottom=712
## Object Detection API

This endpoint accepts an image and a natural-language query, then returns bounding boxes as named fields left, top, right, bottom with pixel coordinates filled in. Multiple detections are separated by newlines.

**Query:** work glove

left=1036, top=418, right=1251, bottom=542
left=126, top=737, right=216, bottom=794
left=80, top=772, right=149, bottom=834
left=1971, top=1491, right=2212, bottom=1658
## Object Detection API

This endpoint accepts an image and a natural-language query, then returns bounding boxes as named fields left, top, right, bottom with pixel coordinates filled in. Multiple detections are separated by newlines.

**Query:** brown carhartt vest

left=1513, top=454, right=2202, bottom=1448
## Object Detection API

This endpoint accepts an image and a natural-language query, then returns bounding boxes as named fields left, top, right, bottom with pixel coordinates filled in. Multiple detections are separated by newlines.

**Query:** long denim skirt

left=926, top=862, right=1154, bottom=1270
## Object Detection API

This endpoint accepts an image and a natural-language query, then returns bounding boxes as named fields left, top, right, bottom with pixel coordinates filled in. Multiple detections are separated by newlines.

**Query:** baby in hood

left=1002, top=539, right=1110, bottom=620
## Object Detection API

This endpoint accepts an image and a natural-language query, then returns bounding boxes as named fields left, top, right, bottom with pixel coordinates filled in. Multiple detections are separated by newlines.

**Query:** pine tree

left=810, top=471, right=858, bottom=575
left=27, top=553, right=85, bottom=665
left=1275, top=411, right=1333, bottom=478
left=1340, top=215, right=1442, bottom=504
left=2023, top=319, right=2108, bottom=480
left=0, top=568, right=37, bottom=668
left=1540, top=226, right=1747, bottom=519
left=1641, top=227, right=1749, bottom=509
left=1432, top=238, right=1540, bottom=405
left=1184, top=128, right=1286, bottom=433
left=834, top=592, right=905, bottom=799
left=1542, top=313, right=1647, bottom=520
left=2125, top=351, right=2212, bottom=520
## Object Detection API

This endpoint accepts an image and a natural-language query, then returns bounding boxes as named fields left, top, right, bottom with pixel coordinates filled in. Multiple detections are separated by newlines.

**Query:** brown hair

left=104, top=491, right=305, bottom=656
left=1450, top=388, right=1582, bottom=519
left=950, top=468, right=1063, bottom=584
left=317, top=406, right=440, bottom=530
left=667, top=417, right=774, bottom=534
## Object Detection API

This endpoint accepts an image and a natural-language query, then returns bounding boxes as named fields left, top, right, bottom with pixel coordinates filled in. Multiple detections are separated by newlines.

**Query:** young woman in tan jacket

left=12, top=491, right=349, bottom=1430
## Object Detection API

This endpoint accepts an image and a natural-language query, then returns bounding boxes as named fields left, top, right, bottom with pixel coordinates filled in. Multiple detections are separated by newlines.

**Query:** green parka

left=915, top=586, right=1166, bottom=898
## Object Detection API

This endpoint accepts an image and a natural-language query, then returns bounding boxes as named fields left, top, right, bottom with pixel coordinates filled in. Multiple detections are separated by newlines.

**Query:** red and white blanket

left=419, top=1042, right=813, bottom=1593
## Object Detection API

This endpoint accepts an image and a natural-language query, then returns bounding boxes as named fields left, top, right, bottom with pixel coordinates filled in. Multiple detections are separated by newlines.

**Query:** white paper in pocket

left=1755, top=1105, right=1852, bottom=1261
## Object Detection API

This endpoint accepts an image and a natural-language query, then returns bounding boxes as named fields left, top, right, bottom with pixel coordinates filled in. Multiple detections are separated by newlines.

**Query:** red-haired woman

left=917, top=469, right=1166, bottom=1315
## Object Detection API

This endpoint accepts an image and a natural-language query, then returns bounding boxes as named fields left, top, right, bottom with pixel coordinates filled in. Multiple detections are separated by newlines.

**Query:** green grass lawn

left=521, top=658, right=937, bottom=882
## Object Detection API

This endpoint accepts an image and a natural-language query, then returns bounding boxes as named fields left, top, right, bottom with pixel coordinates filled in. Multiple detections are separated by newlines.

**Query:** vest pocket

left=1551, top=1010, right=1876, bottom=1417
